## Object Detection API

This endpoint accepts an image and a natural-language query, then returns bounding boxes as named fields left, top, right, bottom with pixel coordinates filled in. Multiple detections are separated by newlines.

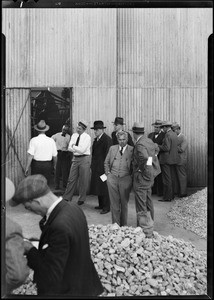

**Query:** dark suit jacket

left=111, top=131, right=134, bottom=147
left=158, top=129, right=179, bottom=165
left=90, top=133, right=112, bottom=195
left=148, top=131, right=165, bottom=145
left=27, top=200, right=103, bottom=296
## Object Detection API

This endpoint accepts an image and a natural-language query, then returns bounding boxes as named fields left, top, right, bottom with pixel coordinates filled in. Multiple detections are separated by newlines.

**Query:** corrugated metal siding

left=117, top=8, right=212, bottom=186
left=2, top=8, right=117, bottom=88
left=5, top=89, right=31, bottom=187
left=73, top=87, right=116, bottom=137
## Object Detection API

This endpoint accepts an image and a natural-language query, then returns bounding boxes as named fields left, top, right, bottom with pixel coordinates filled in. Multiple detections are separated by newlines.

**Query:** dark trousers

left=98, top=195, right=110, bottom=211
left=176, top=164, right=187, bottom=196
left=161, top=164, right=177, bottom=200
left=55, top=151, right=71, bottom=188
left=152, top=173, right=163, bottom=196
left=31, top=160, right=53, bottom=185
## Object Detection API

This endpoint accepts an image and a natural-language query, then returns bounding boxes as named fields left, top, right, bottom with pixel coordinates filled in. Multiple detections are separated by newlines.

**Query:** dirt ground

left=5, top=187, right=206, bottom=252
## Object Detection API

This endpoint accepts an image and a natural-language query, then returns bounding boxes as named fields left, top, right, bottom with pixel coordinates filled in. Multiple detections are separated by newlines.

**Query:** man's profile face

left=94, top=128, right=103, bottom=138
left=114, top=123, right=122, bottom=132
left=154, top=126, right=161, bottom=133
left=76, top=125, right=85, bottom=135
left=24, top=199, right=46, bottom=216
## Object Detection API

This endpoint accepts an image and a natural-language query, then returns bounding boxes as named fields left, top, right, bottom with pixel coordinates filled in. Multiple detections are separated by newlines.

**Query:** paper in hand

left=100, top=174, right=107, bottom=182
left=146, top=157, right=153, bottom=166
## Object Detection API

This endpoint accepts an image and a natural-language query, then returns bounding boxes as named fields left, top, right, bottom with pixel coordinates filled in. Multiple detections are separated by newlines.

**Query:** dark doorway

left=30, top=87, right=72, bottom=137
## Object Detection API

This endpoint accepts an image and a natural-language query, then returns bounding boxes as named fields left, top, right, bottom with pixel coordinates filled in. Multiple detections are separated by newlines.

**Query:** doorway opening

left=30, top=87, right=72, bottom=137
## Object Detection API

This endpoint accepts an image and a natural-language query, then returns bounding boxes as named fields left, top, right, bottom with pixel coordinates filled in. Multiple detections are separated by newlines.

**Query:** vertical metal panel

left=117, top=8, right=212, bottom=88
left=5, top=89, right=31, bottom=186
left=2, top=9, right=117, bottom=88
left=117, top=8, right=212, bottom=186
left=73, top=87, right=116, bottom=138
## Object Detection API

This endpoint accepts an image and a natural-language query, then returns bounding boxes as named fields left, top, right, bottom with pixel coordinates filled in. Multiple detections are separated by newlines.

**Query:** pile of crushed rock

left=12, top=223, right=207, bottom=296
left=167, top=188, right=207, bottom=239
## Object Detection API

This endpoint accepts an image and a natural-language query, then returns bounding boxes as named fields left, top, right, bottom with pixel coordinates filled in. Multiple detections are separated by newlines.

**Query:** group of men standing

left=24, top=116, right=188, bottom=237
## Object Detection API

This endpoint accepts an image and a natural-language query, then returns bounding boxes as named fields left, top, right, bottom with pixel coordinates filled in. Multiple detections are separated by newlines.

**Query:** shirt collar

left=136, top=135, right=143, bottom=142
left=46, top=197, right=63, bottom=221
left=97, top=133, right=104, bottom=141
left=119, top=144, right=127, bottom=151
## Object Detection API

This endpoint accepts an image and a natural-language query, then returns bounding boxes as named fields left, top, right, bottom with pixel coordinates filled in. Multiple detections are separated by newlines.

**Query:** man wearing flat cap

left=25, top=120, right=58, bottom=185
left=111, top=117, right=134, bottom=146
left=148, top=119, right=165, bottom=196
left=131, top=122, right=161, bottom=237
left=90, top=120, right=112, bottom=214
left=63, top=120, right=91, bottom=205
left=171, top=122, right=188, bottom=197
left=158, top=121, right=179, bottom=202
left=9, top=175, right=104, bottom=297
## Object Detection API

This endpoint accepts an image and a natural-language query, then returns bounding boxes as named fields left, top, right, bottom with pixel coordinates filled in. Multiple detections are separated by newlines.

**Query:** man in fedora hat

left=25, top=120, right=58, bottom=184
left=90, top=120, right=112, bottom=214
left=8, top=175, right=104, bottom=297
left=131, top=122, right=161, bottom=237
left=171, top=122, right=188, bottom=197
left=158, top=121, right=179, bottom=202
left=5, top=177, right=30, bottom=294
left=63, top=120, right=91, bottom=205
left=148, top=119, right=165, bottom=196
left=111, top=117, right=134, bottom=146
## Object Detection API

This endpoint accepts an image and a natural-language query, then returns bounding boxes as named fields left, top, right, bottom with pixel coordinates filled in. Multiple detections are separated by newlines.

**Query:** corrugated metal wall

left=117, top=8, right=212, bottom=186
left=5, top=89, right=31, bottom=186
left=2, top=8, right=212, bottom=186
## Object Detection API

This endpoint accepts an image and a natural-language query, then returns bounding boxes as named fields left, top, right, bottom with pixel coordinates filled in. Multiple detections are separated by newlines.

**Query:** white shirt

left=28, top=134, right=58, bottom=161
left=51, top=132, right=70, bottom=151
left=119, top=144, right=128, bottom=154
left=46, top=197, right=63, bottom=222
left=68, top=132, right=91, bottom=156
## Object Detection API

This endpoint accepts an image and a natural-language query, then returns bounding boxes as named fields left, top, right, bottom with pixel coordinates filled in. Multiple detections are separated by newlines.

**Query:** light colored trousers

left=63, top=155, right=90, bottom=202
left=107, top=173, right=132, bottom=226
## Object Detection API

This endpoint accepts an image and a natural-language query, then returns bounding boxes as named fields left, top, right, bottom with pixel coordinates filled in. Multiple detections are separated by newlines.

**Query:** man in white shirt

left=51, top=125, right=71, bottom=190
left=25, top=120, right=58, bottom=185
left=63, top=120, right=91, bottom=205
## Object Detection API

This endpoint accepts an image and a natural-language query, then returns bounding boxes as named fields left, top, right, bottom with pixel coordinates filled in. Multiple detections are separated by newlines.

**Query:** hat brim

left=34, top=125, right=50, bottom=132
left=160, top=124, right=172, bottom=127
left=91, top=126, right=106, bottom=129
left=152, top=123, right=162, bottom=126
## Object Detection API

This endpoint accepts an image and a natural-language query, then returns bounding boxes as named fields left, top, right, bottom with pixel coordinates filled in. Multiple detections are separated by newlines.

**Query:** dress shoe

left=77, top=200, right=84, bottom=205
left=180, top=194, right=188, bottom=198
left=95, top=206, right=103, bottom=210
left=100, top=209, right=110, bottom=214
left=158, top=199, right=173, bottom=202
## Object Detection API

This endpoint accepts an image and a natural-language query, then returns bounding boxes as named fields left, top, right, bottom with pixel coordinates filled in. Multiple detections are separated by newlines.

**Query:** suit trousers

left=55, top=151, right=71, bottom=188
left=98, top=195, right=110, bottom=211
left=176, top=164, right=187, bottom=196
left=31, top=160, right=52, bottom=185
left=133, top=172, right=154, bottom=221
left=107, top=173, right=132, bottom=226
left=160, top=164, right=176, bottom=200
left=63, top=155, right=90, bottom=202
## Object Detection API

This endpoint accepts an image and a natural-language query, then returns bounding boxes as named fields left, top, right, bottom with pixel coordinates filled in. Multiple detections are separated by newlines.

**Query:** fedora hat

left=151, top=119, right=162, bottom=126
left=160, top=121, right=172, bottom=127
left=131, top=122, right=145, bottom=133
left=91, top=120, right=106, bottom=130
left=9, top=175, right=50, bottom=207
left=78, top=120, right=88, bottom=129
left=112, top=117, right=125, bottom=125
left=34, top=120, right=50, bottom=132
left=5, top=177, right=15, bottom=202
left=171, top=122, right=180, bottom=129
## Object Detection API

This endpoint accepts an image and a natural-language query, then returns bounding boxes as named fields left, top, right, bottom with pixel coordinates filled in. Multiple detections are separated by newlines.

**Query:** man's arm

left=25, top=153, right=33, bottom=177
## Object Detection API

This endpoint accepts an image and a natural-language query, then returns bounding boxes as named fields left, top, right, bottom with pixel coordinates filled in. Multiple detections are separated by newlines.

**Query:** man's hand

left=23, top=240, right=34, bottom=254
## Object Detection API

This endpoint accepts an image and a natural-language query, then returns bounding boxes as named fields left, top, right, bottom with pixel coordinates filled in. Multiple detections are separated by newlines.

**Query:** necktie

left=75, top=135, right=80, bottom=146
left=39, top=215, right=47, bottom=231
left=120, top=147, right=123, bottom=156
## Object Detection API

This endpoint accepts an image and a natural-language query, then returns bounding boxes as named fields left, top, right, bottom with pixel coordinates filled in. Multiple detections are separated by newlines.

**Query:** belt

left=74, top=155, right=89, bottom=158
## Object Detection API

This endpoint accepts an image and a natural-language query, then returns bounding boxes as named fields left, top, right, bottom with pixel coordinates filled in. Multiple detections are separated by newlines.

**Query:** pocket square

left=42, top=244, right=49, bottom=250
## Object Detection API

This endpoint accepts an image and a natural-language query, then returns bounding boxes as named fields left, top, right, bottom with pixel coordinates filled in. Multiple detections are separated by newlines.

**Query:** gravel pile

left=167, top=188, right=207, bottom=239
left=12, top=223, right=207, bottom=296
